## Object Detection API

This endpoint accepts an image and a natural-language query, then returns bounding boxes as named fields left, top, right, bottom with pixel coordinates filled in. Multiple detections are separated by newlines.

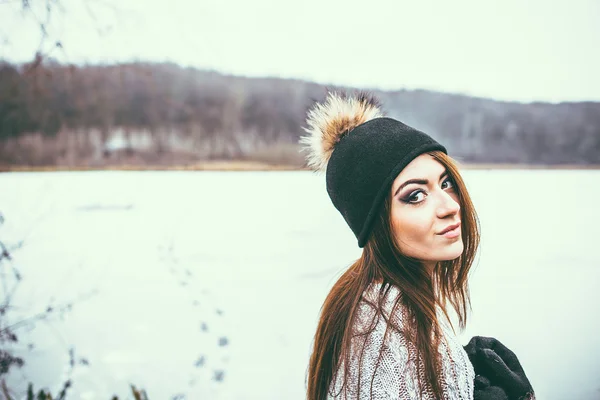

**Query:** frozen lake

left=1, top=170, right=599, bottom=399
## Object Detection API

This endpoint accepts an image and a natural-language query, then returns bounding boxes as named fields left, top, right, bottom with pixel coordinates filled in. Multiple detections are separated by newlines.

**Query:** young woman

left=301, top=92, right=534, bottom=400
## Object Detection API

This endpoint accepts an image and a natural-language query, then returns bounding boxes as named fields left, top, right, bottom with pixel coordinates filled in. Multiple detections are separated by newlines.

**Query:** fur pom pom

left=300, top=92, right=384, bottom=172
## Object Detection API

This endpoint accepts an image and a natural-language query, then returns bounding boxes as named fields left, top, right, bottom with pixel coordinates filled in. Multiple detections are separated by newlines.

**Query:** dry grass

left=0, top=160, right=303, bottom=172
left=1, top=162, right=599, bottom=173
left=2, top=133, right=598, bottom=172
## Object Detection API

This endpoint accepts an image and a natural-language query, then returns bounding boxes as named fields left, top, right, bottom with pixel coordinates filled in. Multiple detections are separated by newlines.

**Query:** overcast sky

left=1, top=0, right=598, bottom=102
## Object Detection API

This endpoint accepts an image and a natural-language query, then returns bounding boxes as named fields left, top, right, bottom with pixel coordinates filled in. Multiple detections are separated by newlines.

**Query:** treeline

left=0, top=59, right=598, bottom=166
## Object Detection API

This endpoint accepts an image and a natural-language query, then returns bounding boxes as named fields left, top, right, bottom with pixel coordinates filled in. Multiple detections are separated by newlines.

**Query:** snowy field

left=1, top=170, right=599, bottom=400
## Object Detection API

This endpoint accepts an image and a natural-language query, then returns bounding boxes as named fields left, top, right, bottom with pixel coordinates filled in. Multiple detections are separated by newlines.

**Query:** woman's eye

left=407, top=191, right=426, bottom=203
left=441, top=178, right=453, bottom=190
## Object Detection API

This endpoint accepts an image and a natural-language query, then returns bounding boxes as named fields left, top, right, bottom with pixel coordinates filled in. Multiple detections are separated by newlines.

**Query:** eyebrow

left=394, top=170, right=449, bottom=197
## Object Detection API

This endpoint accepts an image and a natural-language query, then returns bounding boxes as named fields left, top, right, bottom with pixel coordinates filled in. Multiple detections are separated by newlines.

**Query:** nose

left=436, top=189, right=460, bottom=219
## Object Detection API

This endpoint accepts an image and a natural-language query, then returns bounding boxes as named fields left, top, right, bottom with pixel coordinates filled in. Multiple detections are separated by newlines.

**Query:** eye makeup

left=397, top=175, right=453, bottom=205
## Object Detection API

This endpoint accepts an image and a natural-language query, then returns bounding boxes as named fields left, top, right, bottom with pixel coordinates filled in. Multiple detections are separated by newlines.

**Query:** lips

left=438, top=221, right=460, bottom=236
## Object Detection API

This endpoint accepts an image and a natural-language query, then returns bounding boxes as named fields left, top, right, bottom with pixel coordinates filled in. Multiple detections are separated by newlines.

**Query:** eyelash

left=400, top=177, right=454, bottom=205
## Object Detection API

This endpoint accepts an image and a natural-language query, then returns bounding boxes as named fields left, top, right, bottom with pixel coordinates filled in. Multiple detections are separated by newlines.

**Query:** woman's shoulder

left=355, top=281, right=408, bottom=332
left=362, top=280, right=399, bottom=299
left=361, top=281, right=404, bottom=311
left=331, top=282, right=418, bottom=399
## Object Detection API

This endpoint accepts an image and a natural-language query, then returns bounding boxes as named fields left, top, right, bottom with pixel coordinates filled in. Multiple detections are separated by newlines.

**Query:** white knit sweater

left=328, top=282, right=474, bottom=400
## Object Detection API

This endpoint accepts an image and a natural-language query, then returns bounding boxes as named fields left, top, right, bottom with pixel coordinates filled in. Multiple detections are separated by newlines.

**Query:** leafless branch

left=0, top=378, right=14, bottom=400
left=2, top=0, right=116, bottom=68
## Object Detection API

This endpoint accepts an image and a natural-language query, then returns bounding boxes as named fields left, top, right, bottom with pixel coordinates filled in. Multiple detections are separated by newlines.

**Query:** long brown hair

left=306, top=151, right=480, bottom=399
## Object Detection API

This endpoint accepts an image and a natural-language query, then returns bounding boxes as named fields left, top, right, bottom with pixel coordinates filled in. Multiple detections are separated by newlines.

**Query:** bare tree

left=0, top=0, right=123, bottom=67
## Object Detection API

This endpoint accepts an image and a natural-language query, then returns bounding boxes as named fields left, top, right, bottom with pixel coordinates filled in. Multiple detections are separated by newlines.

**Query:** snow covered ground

left=1, top=170, right=599, bottom=399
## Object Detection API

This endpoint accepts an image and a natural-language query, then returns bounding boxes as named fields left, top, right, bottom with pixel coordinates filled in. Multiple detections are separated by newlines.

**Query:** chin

left=438, top=240, right=464, bottom=261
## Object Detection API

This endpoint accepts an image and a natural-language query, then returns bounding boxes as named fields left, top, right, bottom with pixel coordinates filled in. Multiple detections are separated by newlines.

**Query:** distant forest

left=1, top=59, right=599, bottom=167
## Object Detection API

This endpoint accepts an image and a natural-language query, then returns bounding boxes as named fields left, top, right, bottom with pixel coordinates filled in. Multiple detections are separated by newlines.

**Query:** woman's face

left=389, top=154, right=463, bottom=264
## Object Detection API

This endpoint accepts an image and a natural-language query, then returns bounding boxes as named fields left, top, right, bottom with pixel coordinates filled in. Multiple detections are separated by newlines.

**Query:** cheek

left=449, top=191, right=462, bottom=210
left=391, top=207, right=434, bottom=245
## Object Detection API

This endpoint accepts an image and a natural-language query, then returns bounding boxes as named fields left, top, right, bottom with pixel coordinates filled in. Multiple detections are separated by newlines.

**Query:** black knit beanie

left=300, top=92, right=447, bottom=248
